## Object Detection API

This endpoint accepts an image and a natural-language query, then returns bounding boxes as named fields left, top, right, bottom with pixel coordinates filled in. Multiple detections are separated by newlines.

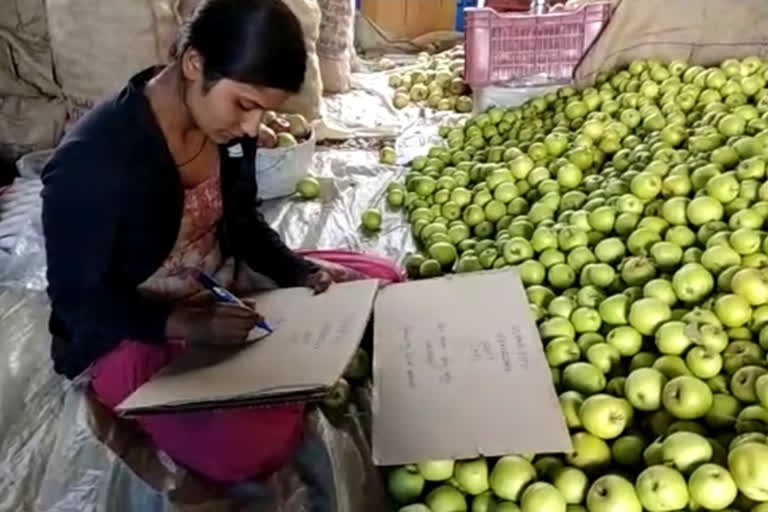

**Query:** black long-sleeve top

left=41, top=67, right=317, bottom=379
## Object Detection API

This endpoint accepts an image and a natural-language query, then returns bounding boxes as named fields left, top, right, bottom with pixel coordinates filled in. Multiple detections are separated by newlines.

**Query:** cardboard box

left=371, top=269, right=571, bottom=465
left=117, top=269, right=570, bottom=468
left=361, top=0, right=457, bottom=40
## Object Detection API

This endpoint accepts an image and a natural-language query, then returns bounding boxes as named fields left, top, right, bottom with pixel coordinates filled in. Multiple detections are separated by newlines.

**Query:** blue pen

left=195, top=270, right=274, bottom=333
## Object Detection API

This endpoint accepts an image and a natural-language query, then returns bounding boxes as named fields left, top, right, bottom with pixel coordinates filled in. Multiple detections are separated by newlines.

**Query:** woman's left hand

left=302, top=269, right=333, bottom=294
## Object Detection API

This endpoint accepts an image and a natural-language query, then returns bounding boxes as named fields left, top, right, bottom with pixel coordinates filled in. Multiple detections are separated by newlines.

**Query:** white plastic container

left=255, top=129, right=316, bottom=200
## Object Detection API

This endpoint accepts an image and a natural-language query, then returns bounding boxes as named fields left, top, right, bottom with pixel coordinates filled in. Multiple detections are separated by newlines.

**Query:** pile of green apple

left=387, top=47, right=474, bottom=114
left=385, top=56, right=768, bottom=511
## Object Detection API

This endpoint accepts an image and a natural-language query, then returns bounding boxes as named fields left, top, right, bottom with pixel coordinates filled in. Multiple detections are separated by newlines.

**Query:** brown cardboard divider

left=371, top=269, right=571, bottom=466
left=116, top=279, right=380, bottom=415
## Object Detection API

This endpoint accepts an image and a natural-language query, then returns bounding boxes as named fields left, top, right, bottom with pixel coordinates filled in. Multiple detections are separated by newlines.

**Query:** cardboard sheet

left=371, top=269, right=571, bottom=466
left=116, top=279, right=380, bottom=415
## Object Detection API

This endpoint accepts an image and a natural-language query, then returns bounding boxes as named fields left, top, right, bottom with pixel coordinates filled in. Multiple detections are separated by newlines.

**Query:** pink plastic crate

left=464, top=2, right=613, bottom=87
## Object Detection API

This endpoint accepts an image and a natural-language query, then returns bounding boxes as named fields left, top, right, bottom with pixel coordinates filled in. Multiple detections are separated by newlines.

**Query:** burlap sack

left=575, top=0, right=768, bottom=85
left=0, top=95, right=66, bottom=163
left=44, top=0, right=186, bottom=106
left=280, top=0, right=324, bottom=120
left=45, top=0, right=323, bottom=120
left=0, top=0, right=59, bottom=97
left=317, top=0, right=355, bottom=93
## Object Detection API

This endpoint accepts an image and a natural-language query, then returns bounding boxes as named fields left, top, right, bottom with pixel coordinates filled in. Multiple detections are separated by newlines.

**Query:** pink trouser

left=91, top=340, right=305, bottom=484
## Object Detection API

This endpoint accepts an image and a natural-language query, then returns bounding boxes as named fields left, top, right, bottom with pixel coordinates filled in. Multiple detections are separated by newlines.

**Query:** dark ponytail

left=171, top=0, right=307, bottom=93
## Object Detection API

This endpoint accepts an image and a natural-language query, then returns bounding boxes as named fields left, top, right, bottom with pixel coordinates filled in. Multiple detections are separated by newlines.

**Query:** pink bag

left=298, top=249, right=406, bottom=284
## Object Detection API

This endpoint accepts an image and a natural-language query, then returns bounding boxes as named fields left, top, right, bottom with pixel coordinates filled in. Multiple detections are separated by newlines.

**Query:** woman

left=41, top=0, right=342, bottom=488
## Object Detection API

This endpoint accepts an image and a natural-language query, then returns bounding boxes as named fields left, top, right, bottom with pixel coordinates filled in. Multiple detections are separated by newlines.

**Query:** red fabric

left=91, top=340, right=305, bottom=484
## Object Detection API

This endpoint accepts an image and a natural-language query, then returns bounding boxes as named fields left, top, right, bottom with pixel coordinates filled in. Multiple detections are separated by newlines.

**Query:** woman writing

left=41, top=0, right=339, bottom=490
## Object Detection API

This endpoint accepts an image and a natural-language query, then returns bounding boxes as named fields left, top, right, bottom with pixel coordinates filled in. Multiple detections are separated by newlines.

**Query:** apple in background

left=727, top=442, right=768, bottom=501
left=426, top=485, right=468, bottom=512
left=496, top=502, right=521, bottom=512
left=388, top=466, right=426, bottom=505
left=323, top=378, right=350, bottom=408
left=612, top=435, right=646, bottom=467
left=629, top=351, right=658, bottom=371
left=520, top=482, right=566, bottom=512
left=454, top=458, right=489, bottom=495
left=417, top=460, right=455, bottom=481
left=662, top=375, right=713, bottom=419
left=707, top=374, right=730, bottom=393
left=722, top=341, right=764, bottom=375
left=660, top=431, right=713, bottom=473
left=729, top=432, right=768, bottom=450
left=635, top=465, right=689, bottom=512
left=687, top=463, right=738, bottom=511
left=559, top=391, right=585, bottom=429
left=284, top=113, right=310, bottom=139
left=652, top=355, right=692, bottom=379
left=666, top=420, right=707, bottom=436
left=645, top=410, right=675, bottom=437
left=471, top=491, right=496, bottom=512
left=586, top=474, right=642, bottom=512
left=566, top=432, right=612, bottom=471
left=736, top=404, right=768, bottom=433
left=643, top=437, right=665, bottom=466
left=489, top=455, right=537, bottom=501
left=579, top=394, right=631, bottom=439
left=707, top=437, right=728, bottom=467
left=606, top=377, right=626, bottom=397
left=398, top=505, right=431, bottom=512
left=552, top=466, right=589, bottom=504
left=534, top=456, right=565, bottom=481
left=730, top=365, right=768, bottom=402
left=625, top=367, right=667, bottom=411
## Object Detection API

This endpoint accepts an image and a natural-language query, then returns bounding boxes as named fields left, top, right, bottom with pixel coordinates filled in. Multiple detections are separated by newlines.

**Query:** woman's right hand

left=166, top=302, right=263, bottom=347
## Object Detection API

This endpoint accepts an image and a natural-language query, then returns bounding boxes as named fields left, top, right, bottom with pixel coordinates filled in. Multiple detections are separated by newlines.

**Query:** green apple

left=606, top=326, right=642, bottom=357
left=685, top=346, right=723, bottom=379
left=566, top=432, right=612, bottom=470
left=660, top=431, right=713, bottom=473
left=653, top=355, right=692, bottom=379
left=727, top=442, right=768, bottom=501
left=398, top=505, right=431, bottom=512
left=630, top=352, right=658, bottom=371
left=454, top=458, right=489, bottom=495
left=547, top=337, right=581, bottom=367
left=736, top=404, right=768, bottom=433
left=496, top=503, right=521, bottom=512
left=586, top=343, right=620, bottom=374
left=662, top=376, right=713, bottom=419
left=756, top=374, right=768, bottom=409
left=426, top=485, right=468, bottom=512
left=654, top=321, right=692, bottom=355
left=418, top=460, right=455, bottom=481
left=625, top=367, right=667, bottom=411
left=579, top=394, right=630, bottom=439
left=470, top=492, right=496, bottom=512
left=643, top=437, right=665, bottom=466
left=534, top=456, right=565, bottom=481
left=389, top=466, right=426, bottom=504
left=688, top=463, right=738, bottom=510
left=586, top=475, right=642, bottom=512
left=635, top=465, right=689, bottom=512
left=520, top=482, right=566, bottom=512
left=629, top=297, right=672, bottom=336
left=560, top=391, right=585, bottom=429
left=553, top=466, right=588, bottom=504
left=730, top=365, right=768, bottom=403
left=489, top=455, right=536, bottom=501
left=563, top=362, right=607, bottom=395
left=611, top=435, right=646, bottom=467
left=706, top=393, right=741, bottom=430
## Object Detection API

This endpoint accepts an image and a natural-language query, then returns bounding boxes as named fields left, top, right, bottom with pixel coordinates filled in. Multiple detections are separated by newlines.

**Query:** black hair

left=170, top=0, right=307, bottom=94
